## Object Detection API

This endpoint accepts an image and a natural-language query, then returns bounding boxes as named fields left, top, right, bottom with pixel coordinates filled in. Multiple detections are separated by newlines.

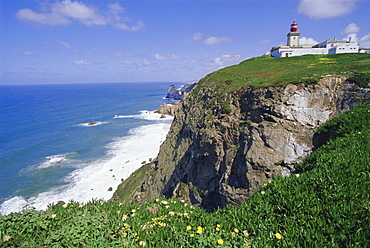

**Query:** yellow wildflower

left=275, top=232, right=283, bottom=239
left=122, top=215, right=128, bottom=221
left=197, top=226, right=203, bottom=234
left=2, top=235, right=11, bottom=242
left=155, top=198, right=159, bottom=202
left=180, top=200, right=185, bottom=203
left=131, top=209, right=136, bottom=213
left=216, top=224, right=221, bottom=228
left=117, top=210, right=120, bottom=214
left=157, top=222, right=166, bottom=227
left=295, top=174, right=300, bottom=178
left=190, top=234, right=195, bottom=237
left=186, top=226, right=192, bottom=231
left=51, top=214, right=57, bottom=219
left=165, top=205, right=170, bottom=209
left=242, top=230, right=249, bottom=238
left=216, top=227, right=220, bottom=231
left=234, top=228, right=239, bottom=233
left=217, top=239, right=224, bottom=245
left=161, top=200, right=169, bottom=205
left=139, top=241, right=147, bottom=247
left=242, top=242, right=251, bottom=248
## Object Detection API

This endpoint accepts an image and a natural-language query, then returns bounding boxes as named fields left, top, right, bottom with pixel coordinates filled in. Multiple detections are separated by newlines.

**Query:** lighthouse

left=270, top=20, right=360, bottom=57
left=287, top=21, right=300, bottom=47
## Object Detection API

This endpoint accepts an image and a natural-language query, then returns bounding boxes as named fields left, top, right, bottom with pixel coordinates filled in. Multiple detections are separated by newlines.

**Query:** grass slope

left=195, top=53, right=370, bottom=94
left=1, top=102, right=369, bottom=247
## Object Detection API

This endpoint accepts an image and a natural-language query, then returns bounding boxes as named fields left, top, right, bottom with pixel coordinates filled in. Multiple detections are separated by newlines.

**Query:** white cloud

left=260, top=39, right=271, bottom=44
left=113, top=52, right=149, bottom=58
left=114, top=52, right=132, bottom=57
left=23, top=51, right=36, bottom=56
left=16, top=8, right=70, bottom=25
left=204, top=36, right=232, bottom=45
left=299, top=37, right=318, bottom=45
left=74, top=59, right=91, bottom=65
left=154, top=54, right=181, bottom=61
left=60, top=41, right=72, bottom=49
left=206, top=53, right=245, bottom=67
left=143, top=59, right=151, bottom=66
left=359, top=33, right=370, bottom=47
left=60, top=41, right=78, bottom=52
left=52, top=0, right=105, bottom=25
left=343, top=33, right=359, bottom=43
left=341, top=23, right=360, bottom=34
left=192, top=32, right=202, bottom=41
left=298, top=0, right=361, bottom=19
left=122, top=61, right=134, bottom=65
left=16, top=0, right=144, bottom=31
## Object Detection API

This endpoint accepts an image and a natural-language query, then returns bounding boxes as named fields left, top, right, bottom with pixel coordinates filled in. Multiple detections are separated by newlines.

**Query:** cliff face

left=133, top=76, right=369, bottom=211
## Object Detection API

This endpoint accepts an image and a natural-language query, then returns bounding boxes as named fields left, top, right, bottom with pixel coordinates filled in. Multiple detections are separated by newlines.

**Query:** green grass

left=194, top=53, right=370, bottom=95
left=190, top=53, right=370, bottom=115
left=110, top=162, right=154, bottom=203
left=1, top=102, right=369, bottom=247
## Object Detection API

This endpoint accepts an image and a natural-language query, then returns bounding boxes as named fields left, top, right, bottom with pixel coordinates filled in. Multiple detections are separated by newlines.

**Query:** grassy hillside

left=194, top=53, right=370, bottom=94
left=1, top=101, right=369, bottom=247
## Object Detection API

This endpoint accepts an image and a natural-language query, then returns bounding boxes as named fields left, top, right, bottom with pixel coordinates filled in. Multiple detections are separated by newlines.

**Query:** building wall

left=328, top=44, right=359, bottom=54
left=271, top=48, right=328, bottom=57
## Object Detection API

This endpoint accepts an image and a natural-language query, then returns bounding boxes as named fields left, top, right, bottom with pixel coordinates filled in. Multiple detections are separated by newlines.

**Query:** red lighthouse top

left=290, top=21, right=298, bottom=32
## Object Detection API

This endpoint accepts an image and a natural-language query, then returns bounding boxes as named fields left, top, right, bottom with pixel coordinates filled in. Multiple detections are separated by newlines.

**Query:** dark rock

left=166, top=83, right=196, bottom=100
left=129, top=76, right=370, bottom=211
left=166, top=85, right=181, bottom=100
left=154, top=101, right=181, bottom=116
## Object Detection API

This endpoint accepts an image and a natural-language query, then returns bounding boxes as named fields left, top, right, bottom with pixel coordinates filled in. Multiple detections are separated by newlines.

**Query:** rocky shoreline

left=154, top=83, right=196, bottom=118
left=154, top=101, right=181, bottom=117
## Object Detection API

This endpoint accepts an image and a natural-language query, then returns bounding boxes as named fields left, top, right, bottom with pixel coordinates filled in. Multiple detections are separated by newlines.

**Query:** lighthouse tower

left=287, top=21, right=300, bottom=47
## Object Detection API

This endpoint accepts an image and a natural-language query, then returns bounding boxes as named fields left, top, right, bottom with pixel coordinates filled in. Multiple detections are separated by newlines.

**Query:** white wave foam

left=38, top=153, right=77, bottom=169
left=114, top=110, right=174, bottom=121
left=0, top=121, right=172, bottom=215
left=78, top=121, right=108, bottom=127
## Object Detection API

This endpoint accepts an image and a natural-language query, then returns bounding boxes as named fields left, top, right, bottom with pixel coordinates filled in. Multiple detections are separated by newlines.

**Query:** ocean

left=0, top=82, right=175, bottom=215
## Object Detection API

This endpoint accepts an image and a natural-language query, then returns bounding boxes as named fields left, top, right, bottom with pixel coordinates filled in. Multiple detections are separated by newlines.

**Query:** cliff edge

left=111, top=54, right=370, bottom=211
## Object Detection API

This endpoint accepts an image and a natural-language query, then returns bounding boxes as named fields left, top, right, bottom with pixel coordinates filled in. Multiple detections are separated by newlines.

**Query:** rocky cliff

left=111, top=54, right=370, bottom=211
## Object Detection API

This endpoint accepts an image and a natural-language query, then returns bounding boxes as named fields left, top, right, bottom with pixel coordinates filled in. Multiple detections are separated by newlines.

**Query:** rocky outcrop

left=145, top=77, right=368, bottom=210
left=117, top=76, right=369, bottom=212
left=154, top=102, right=181, bottom=116
left=166, top=83, right=196, bottom=100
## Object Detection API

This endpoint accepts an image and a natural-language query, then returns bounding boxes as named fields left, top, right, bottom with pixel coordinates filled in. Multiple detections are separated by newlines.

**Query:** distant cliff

left=166, top=83, right=196, bottom=100
left=111, top=54, right=370, bottom=211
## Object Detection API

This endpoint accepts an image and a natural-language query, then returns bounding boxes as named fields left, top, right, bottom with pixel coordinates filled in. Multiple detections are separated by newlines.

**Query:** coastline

left=0, top=114, right=173, bottom=215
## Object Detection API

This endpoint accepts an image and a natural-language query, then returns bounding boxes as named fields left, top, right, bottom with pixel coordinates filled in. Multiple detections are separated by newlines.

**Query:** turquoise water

left=0, top=82, right=175, bottom=214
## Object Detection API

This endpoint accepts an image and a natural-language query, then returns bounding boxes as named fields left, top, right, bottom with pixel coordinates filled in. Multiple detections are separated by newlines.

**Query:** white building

left=270, top=21, right=360, bottom=57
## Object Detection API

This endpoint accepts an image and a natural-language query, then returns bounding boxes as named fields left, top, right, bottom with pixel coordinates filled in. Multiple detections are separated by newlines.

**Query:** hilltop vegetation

left=194, top=53, right=370, bottom=94
left=1, top=101, right=369, bottom=247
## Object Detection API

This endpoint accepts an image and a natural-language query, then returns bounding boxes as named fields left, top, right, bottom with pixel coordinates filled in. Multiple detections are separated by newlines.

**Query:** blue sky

left=1, top=0, right=369, bottom=85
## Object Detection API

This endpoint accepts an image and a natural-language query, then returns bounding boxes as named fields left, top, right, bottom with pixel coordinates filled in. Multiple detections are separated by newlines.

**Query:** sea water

left=0, top=82, right=176, bottom=215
